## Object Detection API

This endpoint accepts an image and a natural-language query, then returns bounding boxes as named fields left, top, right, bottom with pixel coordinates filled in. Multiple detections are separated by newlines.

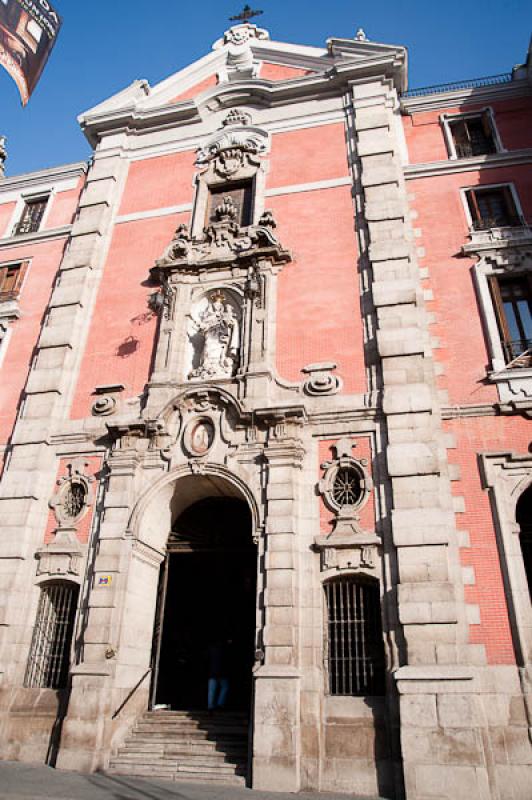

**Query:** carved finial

left=258, top=210, right=276, bottom=230
left=229, top=4, right=263, bottom=23
left=222, top=109, right=252, bottom=127
left=334, top=437, right=356, bottom=459
left=355, top=28, right=367, bottom=41
left=214, top=196, right=238, bottom=222
left=0, top=136, right=6, bottom=179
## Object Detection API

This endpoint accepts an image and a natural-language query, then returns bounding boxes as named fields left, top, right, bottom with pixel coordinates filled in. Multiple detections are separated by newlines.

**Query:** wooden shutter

left=0, top=261, right=28, bottom=300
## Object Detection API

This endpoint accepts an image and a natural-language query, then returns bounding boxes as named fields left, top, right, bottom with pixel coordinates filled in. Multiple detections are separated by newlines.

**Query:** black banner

left=0, top=0, right=61, bottom=105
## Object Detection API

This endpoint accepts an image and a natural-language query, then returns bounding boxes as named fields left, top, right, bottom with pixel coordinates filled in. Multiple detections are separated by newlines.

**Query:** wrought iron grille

left=13, top=197, right=48, bottom=236
left=401, top=73, right=512, bottom=98
left=25, top=583, right=78, bottom=689
left=325, top=578, right=385, bottom=696
left=332, top=467, right=362, bottom=507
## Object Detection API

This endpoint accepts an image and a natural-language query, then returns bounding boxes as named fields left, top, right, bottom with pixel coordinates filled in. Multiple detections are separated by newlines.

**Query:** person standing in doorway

left=207, top=637, right=232, bottom=712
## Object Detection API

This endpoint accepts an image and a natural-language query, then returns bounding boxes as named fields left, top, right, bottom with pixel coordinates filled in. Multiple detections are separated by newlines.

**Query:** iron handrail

left=402, top=73, right=513, bottom=98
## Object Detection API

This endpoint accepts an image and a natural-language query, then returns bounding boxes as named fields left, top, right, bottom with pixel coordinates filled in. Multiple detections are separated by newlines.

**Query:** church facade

left=0, top=20, right=531, bottom=800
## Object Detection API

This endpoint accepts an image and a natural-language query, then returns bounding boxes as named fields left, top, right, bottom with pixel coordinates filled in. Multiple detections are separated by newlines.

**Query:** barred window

left=325, top=577, right=385, bottom=696
left=13, top=196, right=49, bottom=236
left=448, top=113, right=497, bottom=159
left=24, top=582, right=78, bottom=689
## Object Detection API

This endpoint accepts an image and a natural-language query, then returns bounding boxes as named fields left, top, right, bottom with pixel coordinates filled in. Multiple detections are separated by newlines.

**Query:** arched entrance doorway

left=150, top=487, right=257, bottom=713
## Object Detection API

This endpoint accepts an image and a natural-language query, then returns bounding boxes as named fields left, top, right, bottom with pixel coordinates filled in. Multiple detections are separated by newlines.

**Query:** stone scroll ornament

left=187, top=290, right=241, bottom=380
left=319, top=438, right=373, bottom=536
left=49, top=459, right=95, bottom=528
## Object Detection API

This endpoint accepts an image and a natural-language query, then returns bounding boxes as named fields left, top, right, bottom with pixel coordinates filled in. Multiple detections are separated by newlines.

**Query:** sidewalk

left=0, top=762, right=378, bottom=800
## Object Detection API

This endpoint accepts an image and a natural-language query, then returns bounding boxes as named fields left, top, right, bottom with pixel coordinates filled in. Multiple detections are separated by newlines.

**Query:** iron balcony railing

left=471, top=215, right=526, bottom=231
left=402, top=73, right=513, bottom=98
left=504, top=342, right=532, bottom=367
left=455, top=141, right=497, bottom=159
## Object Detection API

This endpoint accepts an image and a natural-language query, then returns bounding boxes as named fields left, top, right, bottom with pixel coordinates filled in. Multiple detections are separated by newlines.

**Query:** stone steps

left=108, top=710, right=249, bottom=787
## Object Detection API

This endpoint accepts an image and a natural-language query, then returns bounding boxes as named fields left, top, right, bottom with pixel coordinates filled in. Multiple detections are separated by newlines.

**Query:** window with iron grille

left=324, top=577, right=385, bottom=696
left=24, top=582, right=79, bottom=690
left=465, top=186, right=522, bottom=230
left=13, top=196, right=49, bottom=236
left=489, top=274, right=532, bottom=365
left=448, top=113, right=498, bottom=159
left=206, top=182, right=253, bottom=227
left=0, top=261, right=28, bottom=302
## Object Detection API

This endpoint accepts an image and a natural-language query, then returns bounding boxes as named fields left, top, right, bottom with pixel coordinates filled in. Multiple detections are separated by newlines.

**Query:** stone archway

left=151, top=491, right=257, bottom=711
left=124, top=469, right=260, bottom=715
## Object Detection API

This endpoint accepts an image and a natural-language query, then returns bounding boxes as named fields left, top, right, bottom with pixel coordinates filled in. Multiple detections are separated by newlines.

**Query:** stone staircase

left=108, top=709, right=249, bottom=786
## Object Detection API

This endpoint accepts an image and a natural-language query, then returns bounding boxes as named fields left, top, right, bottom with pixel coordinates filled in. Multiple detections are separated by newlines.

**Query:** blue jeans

left=208, top=677, right=229, bottom=710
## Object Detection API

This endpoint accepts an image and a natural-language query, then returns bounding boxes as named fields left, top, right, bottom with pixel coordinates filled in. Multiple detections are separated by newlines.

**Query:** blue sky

left=0, top=0, right=530, bottom=177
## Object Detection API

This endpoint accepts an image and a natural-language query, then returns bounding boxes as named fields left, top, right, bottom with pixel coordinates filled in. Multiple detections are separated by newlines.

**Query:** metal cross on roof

left=229, top=5, right=264, bottom=23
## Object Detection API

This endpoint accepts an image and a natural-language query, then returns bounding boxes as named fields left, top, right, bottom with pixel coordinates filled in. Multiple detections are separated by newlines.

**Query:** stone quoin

left=0, top=19, right=531, bottom=800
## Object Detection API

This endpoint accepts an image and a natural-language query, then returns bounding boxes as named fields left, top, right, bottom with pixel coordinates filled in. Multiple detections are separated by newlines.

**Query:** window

left=324, top=577, right=385, bottom=696
left=447, top=112, right=498, bottom=159
left=465, top=186, right=522, bottom=230
left=24, top=582, right=79, bottom=690
left=516, top=487, right=532, bottom=601
left=206, top=182, right=253, bottom=227
left=489, top=275, right=532, bottom=364
left=13, top=195, right=48, bottom=236
left=0, top=261, right=27, bottom=302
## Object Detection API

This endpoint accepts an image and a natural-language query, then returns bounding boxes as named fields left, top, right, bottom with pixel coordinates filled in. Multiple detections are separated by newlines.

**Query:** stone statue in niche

left=188, top=290, right=241, bottom=379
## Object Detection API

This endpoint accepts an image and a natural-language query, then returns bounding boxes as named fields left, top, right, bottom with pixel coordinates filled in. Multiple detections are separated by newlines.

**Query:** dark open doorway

left=151, top=496, right=257, bottom=712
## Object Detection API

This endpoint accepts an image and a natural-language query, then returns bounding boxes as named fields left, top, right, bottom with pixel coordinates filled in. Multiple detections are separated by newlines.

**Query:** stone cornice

left=401, top=78, right=531, bottom=113
left=80, top=53, right=406, bottom=146
left=404, top=148, right=532, bottom=180
left=0, top=162, right=87, bottom=194
left=0, top=225, right=73, bottom=252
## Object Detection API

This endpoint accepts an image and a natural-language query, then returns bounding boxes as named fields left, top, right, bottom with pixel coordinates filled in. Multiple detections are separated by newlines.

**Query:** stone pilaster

left=0, top=144, right=127, bottom=756
left=350, top=80, right=491, bottom=799
left=252, top=421, right=305, bottom=792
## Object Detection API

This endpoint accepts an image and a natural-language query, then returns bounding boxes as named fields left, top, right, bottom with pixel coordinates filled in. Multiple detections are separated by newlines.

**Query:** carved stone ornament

left=222, top=109, right=252, bottom=127
left=187, top=289, right=242, bottom=380
left=318, top=438, right=373, bottom=536
left=92, top=395, right=117, bottom=416
left=302, top=362, right=343, bottom=396
left=213, top=23, right=270, bottom=81
left=195, top=121, right=269, bottom=178
left=183, top=416, right=216, bottom=457
left=319, top=541, right=378, bottom=572
left=152, top=207, right=290, bottom=276
left=49, top=459, right=95, bottom=528
left=35, top=528, right=83, bottom=578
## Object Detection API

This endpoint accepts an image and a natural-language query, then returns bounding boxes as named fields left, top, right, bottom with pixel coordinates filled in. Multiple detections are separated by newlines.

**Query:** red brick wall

left=44, top=455, right=103, bottom=545
left=118, top=151, right=196, bottom=216
left=259, top=62, right=311, bottom=80
left=272, top=187, right=365, bottom=393
left=0, top=238, right=68, bottom=444
left=403, top=97, right=532, bottom=165
left=70, top=214, right=184, bottom=418
left=408, top=164, right=532, bottom=405
left=45, top=178, right=85, bottom=229
left=0, top=202, right=16, bottom=237
left=268, top=123, right=349, bottom=188
left=169, top=74, right=218, bottom=103
left=445, top=415, right=531, bottom=664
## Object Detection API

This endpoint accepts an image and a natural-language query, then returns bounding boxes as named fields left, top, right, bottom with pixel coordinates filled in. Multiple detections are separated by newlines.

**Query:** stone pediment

left=151, top=204, right=291, bottom=276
